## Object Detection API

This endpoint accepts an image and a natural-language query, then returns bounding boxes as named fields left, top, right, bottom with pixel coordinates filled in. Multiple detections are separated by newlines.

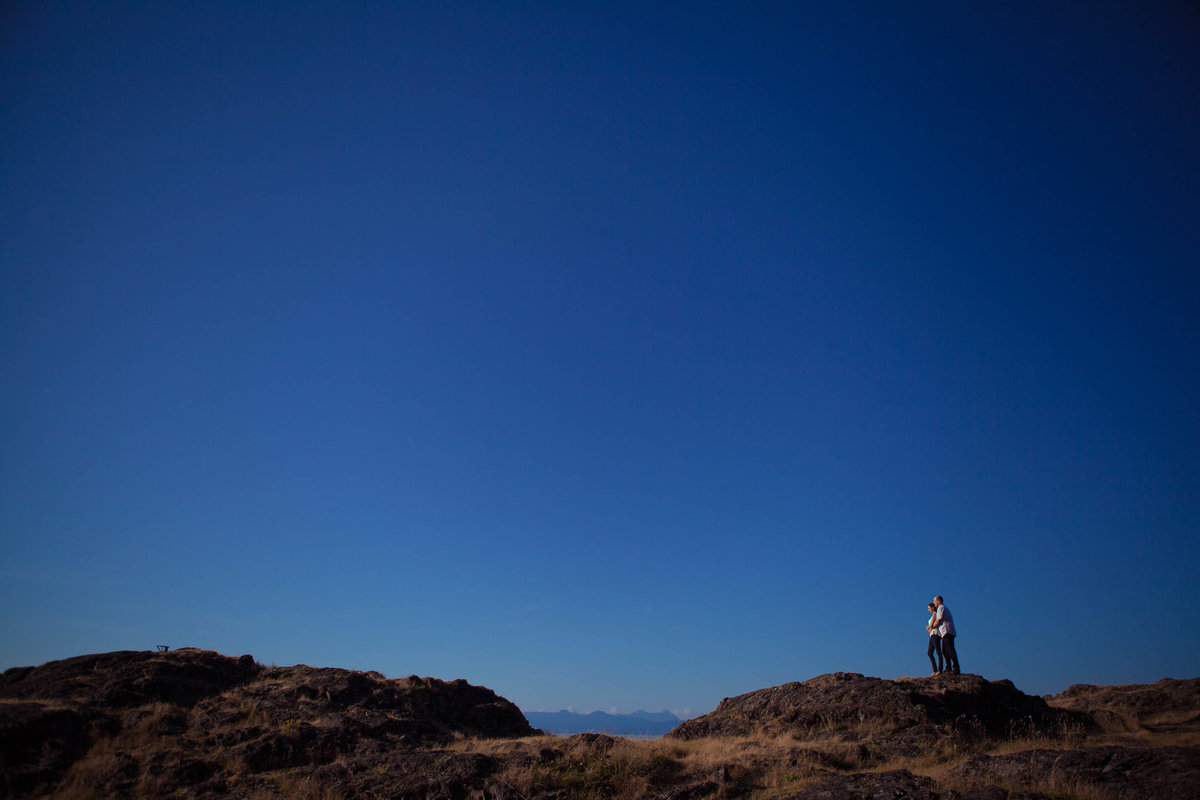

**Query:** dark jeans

left=941, top=634, right=960, bottom=674
left=927, top=634, right=943, bottom=672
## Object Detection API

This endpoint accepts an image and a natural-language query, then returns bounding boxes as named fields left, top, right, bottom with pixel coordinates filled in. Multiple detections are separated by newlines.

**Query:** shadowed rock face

left=0, top=649, right=535, bottom=798
left=0, top=702, right=110, bottom=797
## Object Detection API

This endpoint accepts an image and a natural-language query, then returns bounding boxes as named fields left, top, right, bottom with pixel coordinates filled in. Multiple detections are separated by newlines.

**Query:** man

left=933, top=595, right=960, bottom=675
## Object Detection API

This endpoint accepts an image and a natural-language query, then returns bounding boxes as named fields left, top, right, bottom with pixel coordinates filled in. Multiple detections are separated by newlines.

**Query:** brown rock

left=0, top=649, right=260, bottom=709
left=775, top=768, right=943, bottom=799
left=669, top=672, right=1080, bottom=743
left=0, top=649, right=533, bottom=797
left=1047, top=677, right=1200, bottom=734
left=949, top=745, right=1200, bottom=800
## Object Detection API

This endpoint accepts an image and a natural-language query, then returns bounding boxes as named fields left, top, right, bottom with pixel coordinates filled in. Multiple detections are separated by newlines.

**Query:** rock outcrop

left=668, top=672, right=1082, bottom=756
left=0, top=648, right=534, bottom=798
left=950, top=745, right=1200, bottom=799
left=1047, top=677, right=1200, bottom=734
left=0, top=649, right=260, bottom=708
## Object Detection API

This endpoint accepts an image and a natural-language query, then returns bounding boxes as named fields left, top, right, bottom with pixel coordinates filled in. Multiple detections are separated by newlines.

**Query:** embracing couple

left=925, top=595, right=960, bottom=676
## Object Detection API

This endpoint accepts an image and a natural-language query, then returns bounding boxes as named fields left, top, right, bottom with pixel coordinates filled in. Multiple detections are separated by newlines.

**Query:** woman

left=926, top=602, right=944, bottom=675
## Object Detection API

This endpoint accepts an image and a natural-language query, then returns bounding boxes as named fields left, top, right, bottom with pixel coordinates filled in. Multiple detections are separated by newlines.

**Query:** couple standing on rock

left=925, top=595, right=961, bottom=676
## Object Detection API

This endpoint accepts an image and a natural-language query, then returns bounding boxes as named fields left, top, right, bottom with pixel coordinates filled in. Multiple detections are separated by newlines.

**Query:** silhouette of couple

left=925, top=595, right=960, bottom=675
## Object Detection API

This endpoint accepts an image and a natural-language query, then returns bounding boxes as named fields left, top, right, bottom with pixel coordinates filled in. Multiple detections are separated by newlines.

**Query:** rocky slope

left=1, top=651, right=1197, bottom=799
left=1047, top=677, right=1200, bottom=735
left=0, top=648, right=533, bottom=798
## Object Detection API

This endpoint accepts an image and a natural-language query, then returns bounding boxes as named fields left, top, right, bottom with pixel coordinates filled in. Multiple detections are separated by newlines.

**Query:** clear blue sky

left=2, top=1, right=1198, bottom=717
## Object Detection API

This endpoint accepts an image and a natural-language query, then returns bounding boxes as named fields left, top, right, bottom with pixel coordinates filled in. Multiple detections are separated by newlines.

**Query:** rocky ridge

left=1, top=650, right=1197, bottom=799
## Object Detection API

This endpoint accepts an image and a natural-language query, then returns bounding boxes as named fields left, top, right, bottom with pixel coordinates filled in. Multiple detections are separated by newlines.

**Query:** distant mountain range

left=523, top=709, right=683, bottom=737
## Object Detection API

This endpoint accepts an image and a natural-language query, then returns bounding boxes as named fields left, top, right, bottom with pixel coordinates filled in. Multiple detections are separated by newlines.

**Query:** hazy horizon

left=3, top=1, right=1197, bottom=717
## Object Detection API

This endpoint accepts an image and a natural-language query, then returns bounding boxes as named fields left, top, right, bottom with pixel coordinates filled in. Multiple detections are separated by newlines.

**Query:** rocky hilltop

left=0, top=648, right=533, bottom=799
left=666, top=673, right=1200, bottom=799
left=671, top=672, right=1078, bottom=745
left=1, top=650, right=1197, bottom=799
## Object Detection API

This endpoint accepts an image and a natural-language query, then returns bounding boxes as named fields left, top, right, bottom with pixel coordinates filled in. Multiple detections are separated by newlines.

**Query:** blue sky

left=2, top=1, right=1198, bottom=717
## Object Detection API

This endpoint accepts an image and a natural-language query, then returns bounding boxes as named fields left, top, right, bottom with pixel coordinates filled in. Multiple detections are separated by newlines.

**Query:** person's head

left=928, top=602, right=936, bottom=612
left=934, top=595, right=944, bottom=605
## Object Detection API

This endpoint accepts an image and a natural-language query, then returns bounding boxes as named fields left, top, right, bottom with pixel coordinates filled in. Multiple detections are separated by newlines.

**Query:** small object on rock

left=157, top=645, right=170, bottom=652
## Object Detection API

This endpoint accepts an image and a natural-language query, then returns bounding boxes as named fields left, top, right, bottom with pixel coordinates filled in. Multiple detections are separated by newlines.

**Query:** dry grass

left=461, top=735, right=684, bottom=799
left=47, top=736, right=130, bottom=800
left=1105, top=709, right=1200, bottom=747
left=39, top=697, right=268, bottom=800
left=26, top=681, right=1200, bottom=800
left=447, top=731, right=886, bottom=799
left=242, top=774, right=348, bottom=800
left=123, top=702, right=186, bottom=745
left=990, top=711, right=1200, bottom=752
left=0, top=697, right=73, bottom=709
left=455, top=727, right=1114, bottom=800
left=899, top=715, right=1200, bottom=800
left=456, top=708, right=1197, bottom=800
